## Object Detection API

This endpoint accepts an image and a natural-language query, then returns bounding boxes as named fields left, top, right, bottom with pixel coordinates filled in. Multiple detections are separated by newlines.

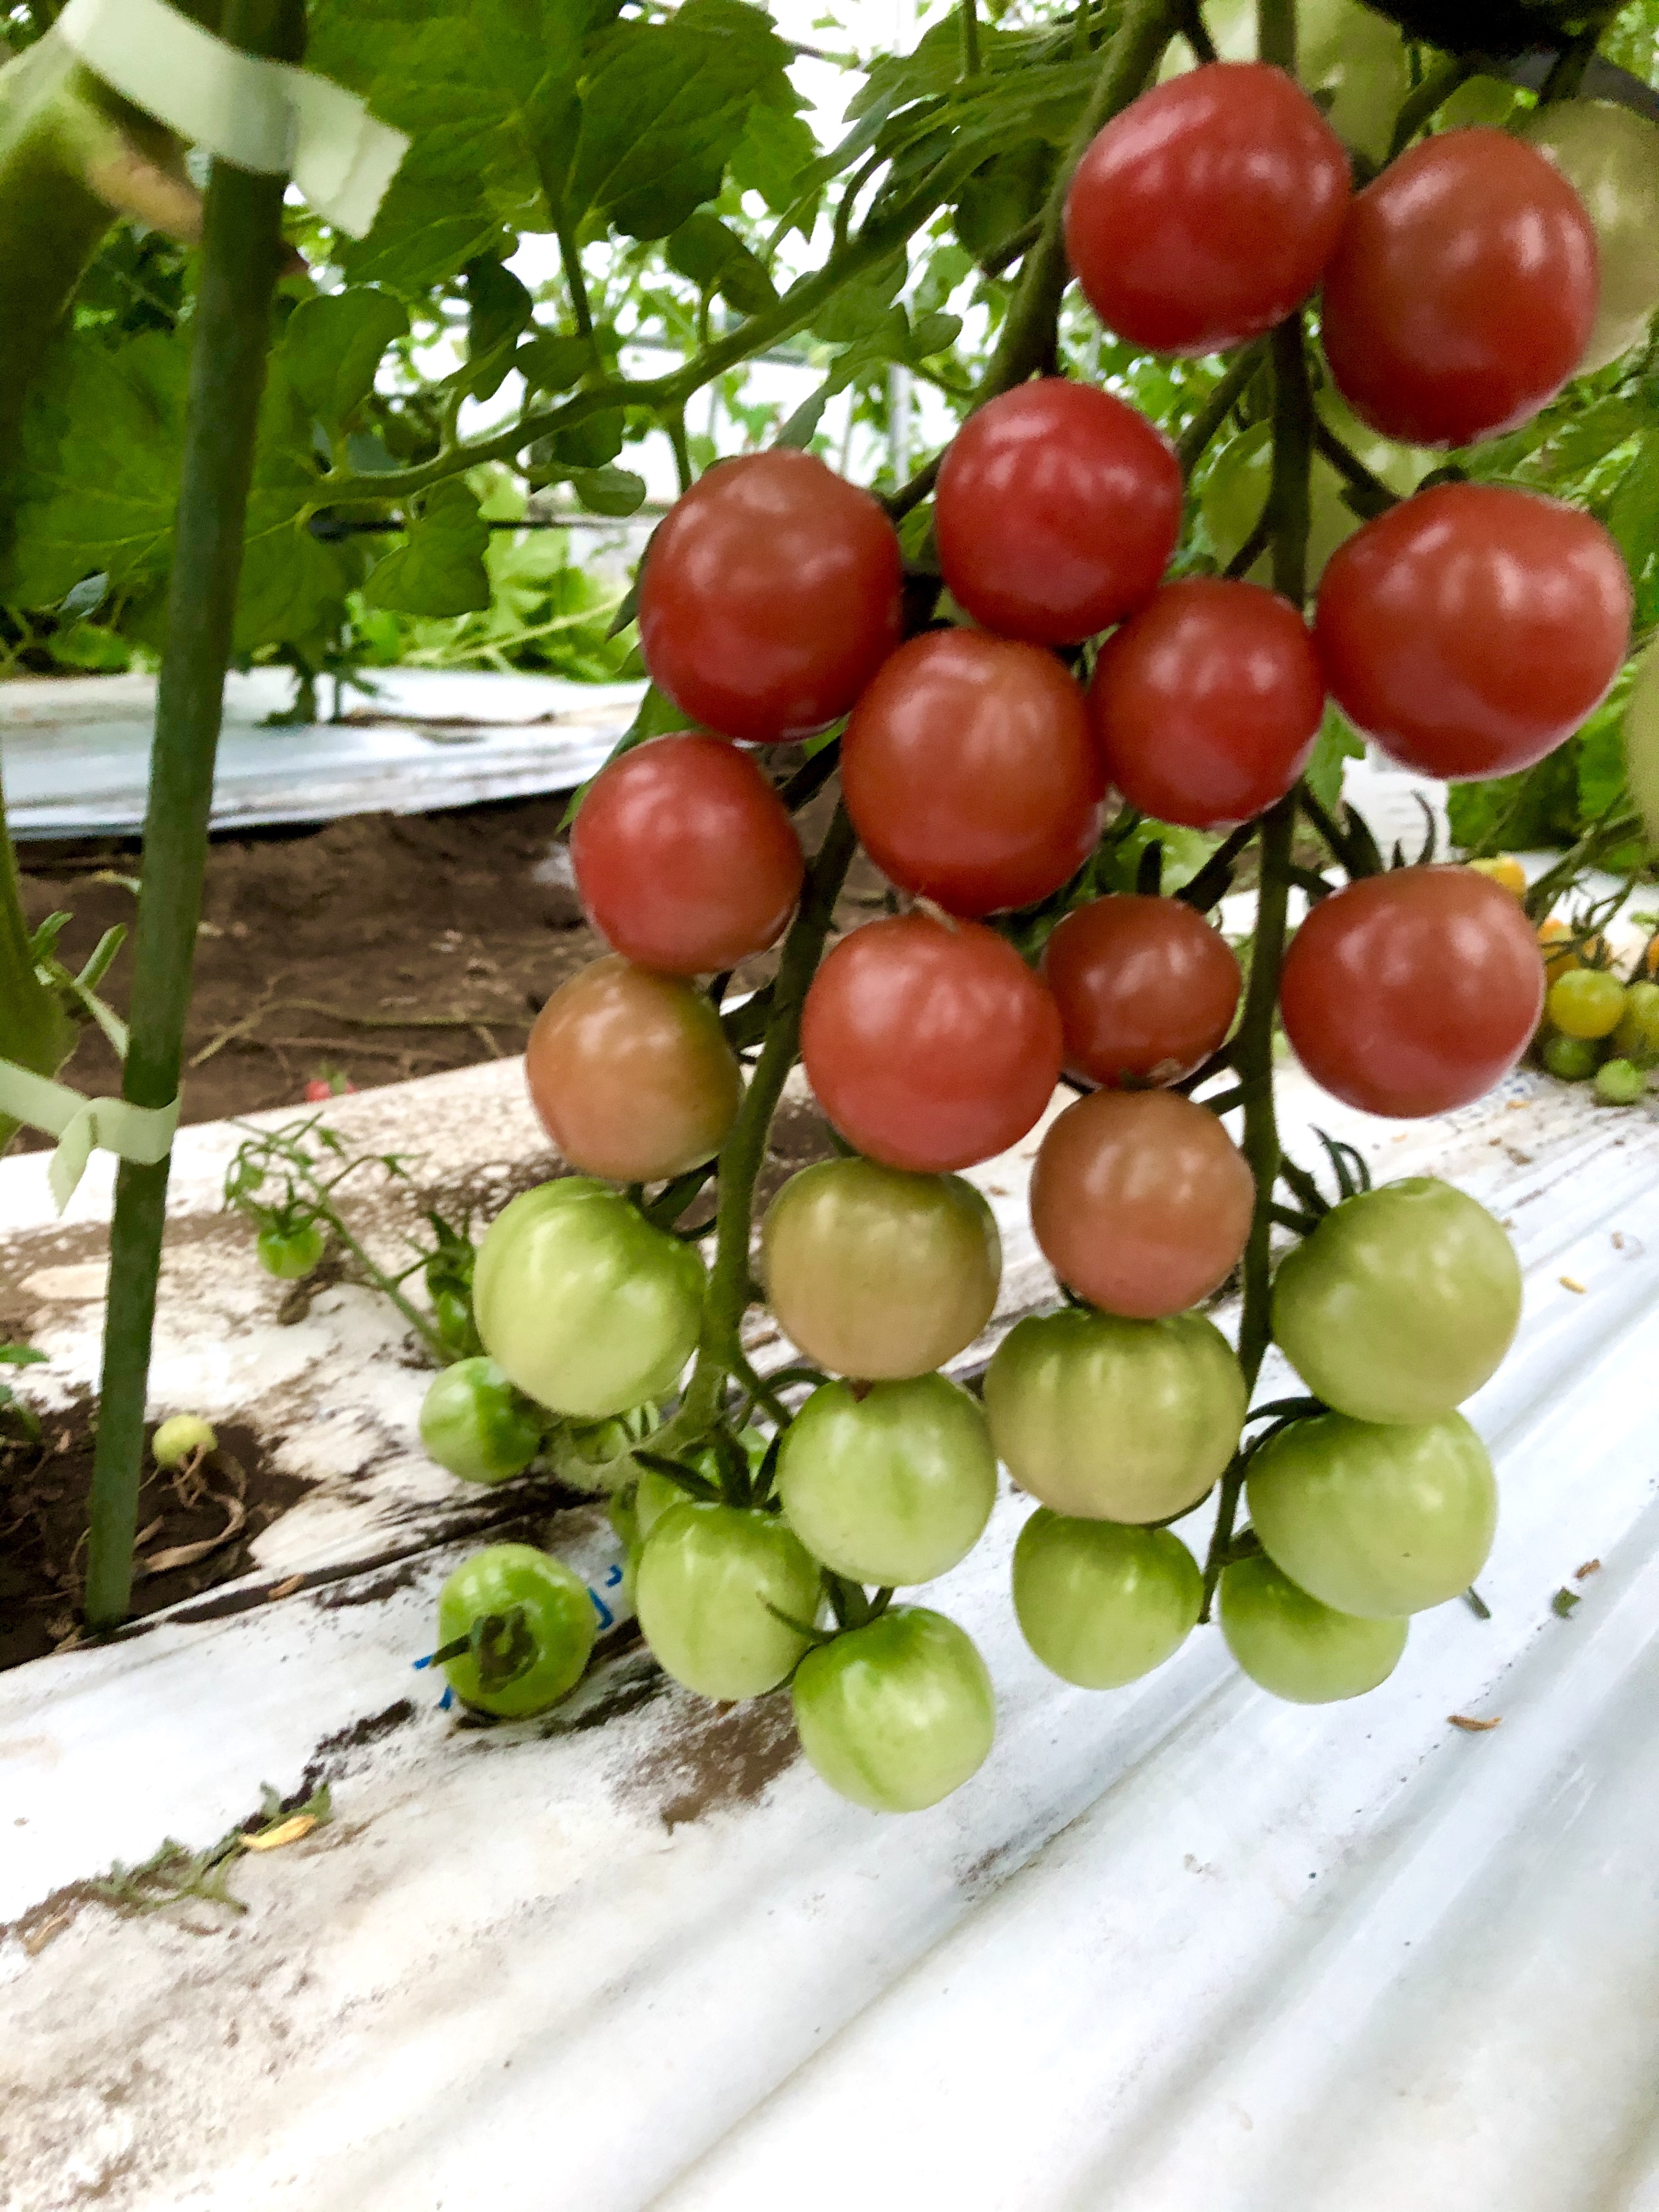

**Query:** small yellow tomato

left=1547, top=967, right=1627, bottom=1040
left=1469, top=854, right=1526, bottom=897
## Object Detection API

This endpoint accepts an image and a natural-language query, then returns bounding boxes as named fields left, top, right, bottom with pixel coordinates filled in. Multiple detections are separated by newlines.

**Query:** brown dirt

left=0, top=1404, right=307, bottom=1671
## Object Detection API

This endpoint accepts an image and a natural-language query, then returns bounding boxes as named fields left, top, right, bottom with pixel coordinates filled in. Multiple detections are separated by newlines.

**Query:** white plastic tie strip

left=57, top=0, right=409, bottom=237
left=0, top=1057, right=178, bottom=1214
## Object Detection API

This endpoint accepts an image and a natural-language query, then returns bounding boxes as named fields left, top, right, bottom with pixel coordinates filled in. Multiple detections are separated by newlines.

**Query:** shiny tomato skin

left=1220, top=1554, right=1408, bottom=1705
left=1279, top=867, right=1545, bottom=1118
left=1087, top=579, right=1326, bottom=831
left=761, top=1159, right=1001, bottom=1380
left=791, top=1606, right=995, bottom=1813
left=571, top=734, right=804, bottom=973
left=841, top=631, right=1104, bottom=918
left=1012, top=1511, right=1203, bottom=1689
left=933, top=380, right=1181, bottom=643
left=1065, top=62, right=1350, bottom=355
left=437, top=1543, right=596, bottom=1718
left=1314, top=484, right=1632, bottom=781
left=1043, top=894, right=1240, bottom=1087
left=637, top=450, right=903, bottom=742
left=419, top=1357, right=545, bottom=1485
left=524, top=956, right=742, bottom=1183
left=1320, top=129, right=1599, bottom=447
left=635, top=1500, right=822, bottom=1701
left=1030, top=1089, right=1254, bottom=1318
left=801, top=913, right=1063, bottom=1172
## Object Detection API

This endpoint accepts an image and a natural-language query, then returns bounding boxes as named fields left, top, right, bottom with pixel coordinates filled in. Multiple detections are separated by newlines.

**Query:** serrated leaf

left=283, top=287, right=409, bottom=427
left=728, top=100, right=819, bottom=218
left=362, top=480, right=492, bottom=616
left=570, top=466, right=647, bottom=516
left=665, top=212, right=777, bottom=313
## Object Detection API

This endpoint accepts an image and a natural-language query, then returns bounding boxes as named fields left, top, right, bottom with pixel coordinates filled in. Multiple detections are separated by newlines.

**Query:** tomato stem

left=1173, top=340, right=1268, bottom=479
left=958, top=0, right=981, bottom=82
left=82, top=0, right=305, bottom=1632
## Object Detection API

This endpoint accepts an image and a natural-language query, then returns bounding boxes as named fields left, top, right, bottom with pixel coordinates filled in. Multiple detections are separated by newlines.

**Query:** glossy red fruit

left=1030, top=1090, right=1255, bottom=1318
left=1064, top=62, right=1350, bottom=355
left=933, top=381, right=1181, bottom=644
left=1320, top=129, right=1599, bottom=447
left=1279, top=867, right=1546, bottom=1118
left=1315, top=483, right=1632, bottom=782
left=1043, top=895, right=1241, bottom=1087
left=841, top=631, right=1104, bottom=918
left=638, top=450, right=903, bottom=743
left=802, top=913, right=1063, bottom=1172
left=1087, top=578, right=1326, bottom=830
left=572, top=733, right=804, bottom=973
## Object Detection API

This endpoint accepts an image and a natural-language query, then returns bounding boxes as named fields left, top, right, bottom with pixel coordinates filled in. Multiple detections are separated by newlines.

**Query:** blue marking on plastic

left=589, top=1584, right=614, bottom=1630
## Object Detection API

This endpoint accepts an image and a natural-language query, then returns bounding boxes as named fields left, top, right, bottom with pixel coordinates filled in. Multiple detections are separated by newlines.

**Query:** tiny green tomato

left=419, top=1358, right=544, bottom=1485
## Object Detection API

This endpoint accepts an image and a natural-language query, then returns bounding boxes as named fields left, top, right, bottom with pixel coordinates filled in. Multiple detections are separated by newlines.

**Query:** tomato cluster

left=407, top=58, right=1641, bottom=1786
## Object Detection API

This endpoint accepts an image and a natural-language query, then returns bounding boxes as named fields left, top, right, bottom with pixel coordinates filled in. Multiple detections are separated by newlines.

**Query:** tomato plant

left=635, top=1500, right=822, bottom=1702
left=1087, top=579, right=1327, bottom=830
left=777, top=1374, right=997, bottom=1587
left=1320, top=128, right=1599, bottom=447
left=1272, top=1180, right=1522, bottom=1424
left=1043, top=895, right=1240, bottom=1088
left=933, top=380, right=1181, bottom=645
left=985, top=1306, right=1246, bottom=1523
left=1220, top=1553, right=1408, bottom=1704
left=571, top=735, right=804, bottom=975
left=436, top=1544, right=596, bottom=1718
left=1065, top=62, right=1350, bottom=356
left=524, top=956, right=743, bottom=1184
left=637, top=449, right=903, bottom=743
left=791, top=1606, right=996, bottom=1813
left=1279, top=868, right=1545, bottom=1118
left=1013, top=1511, right=1203, bottom=1690
left=420, top=1357, right=546, bottom=1485
left=1030, top=1090, right=1255, bottom=1318
left=1246, top=1409, right=1498, bottom=1617
left=841, top=630, right=1104, bottom=917
left=801, top=913, right=1063, bottom=1172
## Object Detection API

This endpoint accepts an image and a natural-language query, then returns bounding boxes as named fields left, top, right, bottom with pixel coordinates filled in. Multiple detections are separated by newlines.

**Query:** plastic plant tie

left=56, top=0, right=409, bottom=237
left=0, top=1057, right=179, bottom=1215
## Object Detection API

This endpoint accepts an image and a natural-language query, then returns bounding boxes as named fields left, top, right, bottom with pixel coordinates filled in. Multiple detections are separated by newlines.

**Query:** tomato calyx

left=419, top=1604, right=540, bottom=1695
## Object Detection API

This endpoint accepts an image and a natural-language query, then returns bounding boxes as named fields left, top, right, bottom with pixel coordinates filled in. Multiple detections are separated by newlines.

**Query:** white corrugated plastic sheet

left=2, top=1045, right=1658, bottom=2212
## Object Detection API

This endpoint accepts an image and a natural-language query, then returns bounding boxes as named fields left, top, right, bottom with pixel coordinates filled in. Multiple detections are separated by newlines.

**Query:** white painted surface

left=1, top=1042, right=1657, bottom=2211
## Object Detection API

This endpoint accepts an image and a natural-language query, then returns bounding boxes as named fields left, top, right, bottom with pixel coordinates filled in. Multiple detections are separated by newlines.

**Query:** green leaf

left=954, top=139, right=1051, bottom=262
left=545, top=408, right=626, bottom=470
left=1303, top=704, right=1366, bottom=816
left=362, top=481, right=492, bottom=617
left=1607, top=436, right=1659, bottom=579
left=728, top=100, right=819, bottom=219
left=569, top=466, right=647, bottom=516
left=909, top=310, right=962, bottom=359
left=665, top=212, right=778, bottom=314
left=464, top=257, right=535, bottom=399
left=517, top=331, right=592, bottom=396
left=812, top=250, right=907, bottom=347
left=283, top=287, right=409, bottom=428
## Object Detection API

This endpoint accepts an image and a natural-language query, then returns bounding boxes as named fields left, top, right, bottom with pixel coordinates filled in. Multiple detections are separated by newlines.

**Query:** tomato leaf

left=362, top=481, right=492, bottom=617
left=283, top=287, right=410, bottom=428
left=665, top=212, right=778, bottom=314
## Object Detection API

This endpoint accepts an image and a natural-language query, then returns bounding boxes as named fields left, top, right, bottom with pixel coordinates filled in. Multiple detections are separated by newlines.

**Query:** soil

left=0, top=1404, right=308, bottom=1671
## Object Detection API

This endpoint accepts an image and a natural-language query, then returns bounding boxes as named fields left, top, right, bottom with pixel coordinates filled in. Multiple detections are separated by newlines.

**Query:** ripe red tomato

left=1029, top=1089, right=1255, bottom=1317
left=524, top=956, right=742, bottom=1181
left=571, top=733, right=804, bottom=973
left=1064, top=62, right=1350, bottom=354
left=801, top=913, right=1063, bottom=1172
left=933, top=381, right=1181, bottom=643
left=1278, top=867, right=1545, bottom=1118
left=840, top=631, right=1104, bottom=918
left=1314, top=484, right=1632, bottom=781
left=1320, top=128, right=1599, bottom=447
left=1043, top=895, right=1241, bottom=1087
left=1086, top=578, right=1325, bottom=830
left=637, top=450, right=903, bottom=743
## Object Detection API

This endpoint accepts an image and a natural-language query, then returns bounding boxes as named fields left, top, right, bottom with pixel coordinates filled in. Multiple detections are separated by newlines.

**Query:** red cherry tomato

left=1086, top=578, right=1326, bottom=830
left=571, top=733, right=805, bottom=973
left=933, top=381, right=1181, bottom=644
left=1314, top=483, right=1632, bottom=781
left=1278, top=867, right=1545, bottom=1118
left=801, top=913, right=1063, bottom=1172
left=1320, top=129, right=1598, bottom=447
left=1064, top=62, right=1350, bottom=355
left=1043, top=895, right=1242, bottom=1087
left=840, top=631, right=1104, bottom=918
left=637, top=450, right=903, bottom=743
left=1030, top=1090, right=1255, bottom=1318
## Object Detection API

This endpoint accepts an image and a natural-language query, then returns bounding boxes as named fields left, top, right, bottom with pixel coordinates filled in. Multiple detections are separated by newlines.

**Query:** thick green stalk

left=83, top=0, right=303, bottom=1630
left=958, top=0, right=981, bottom=80
left=1174, top=340, right=1267, bottom=478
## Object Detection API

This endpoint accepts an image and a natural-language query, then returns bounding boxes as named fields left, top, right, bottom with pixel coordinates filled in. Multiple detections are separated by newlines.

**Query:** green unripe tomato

left=436, top=1542, right=596, bottom=1717
left=791, top=1606, right=995, bottom=1813
left=1436, top=73, right=1522, bottom=133
left=257, top=1218, right=327, bottom=1280
left=473, top=1179, right=704, bottom=1419
left=1522, top=100, right=1659, bottom=373
left=430, top=1283, right=478, bottom=1360
left=1613, top=980, right=1659, bottom=1067
left=635, top=1501, right=821, bottom=1701
left=419, top=1358, right=544, bottom=1485
left=151, top=1413, right=217, bottom=1468
left=1541, top=1031, right=1601, bottom=1082
left=760, top=1158, right=1000, bottom=1381
left=1012, top=1510, right=1201, bottom=1689
left=634, top=1462, right=691, bottom=1541
left=1246, top=1410, right=1497, bottom=1618
left=1548, top=967, right=1626, bottom=1040
left=984, top=1306, right=1245, bottom=1523
left=1220, top=1553, right=1408, bottom=1703
left=1596, top=1056, right=1646, bottom=1105
left=1271, top=1178, right=1521, bottom=1424
left=777, top=1374, right=997, bottom=1587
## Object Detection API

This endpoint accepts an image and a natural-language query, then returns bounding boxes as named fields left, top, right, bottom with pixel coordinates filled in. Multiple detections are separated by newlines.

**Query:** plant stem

left=1175, top=341, right=1267, bottom=478
left=1256, top=0, right=1295, bottom=71
left=959, top=0, right=981, bottom=79
left=557, top=220, right=605, bottom=382
left=665, top=409, right=694, bottom=494
left=83, top=0, right=302, bottom=1630
left=1384, top=54, right=1472, bottom=162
